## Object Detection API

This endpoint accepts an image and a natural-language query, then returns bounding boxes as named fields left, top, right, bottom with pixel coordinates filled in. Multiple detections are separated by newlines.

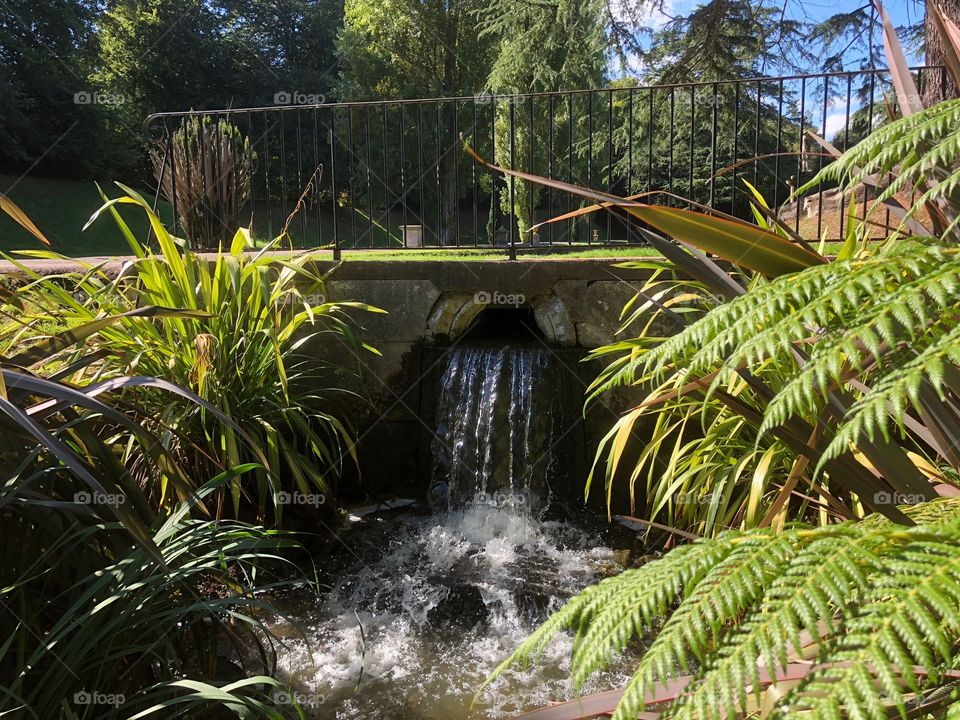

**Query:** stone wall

left=310, top=259, right=654, bottom=508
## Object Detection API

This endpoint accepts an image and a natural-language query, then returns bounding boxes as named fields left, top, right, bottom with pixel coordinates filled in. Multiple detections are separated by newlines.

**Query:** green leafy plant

left=0, top=304, right=308, bottom=718
left=151, top=115, right=254, bottom=249
left=464, top=2, right=960, bottom=533
left=7, top=185, right=383, bottom=521
left=470, top=4, right=960, bottom=718
left=485, top=499, right=960, bottom=720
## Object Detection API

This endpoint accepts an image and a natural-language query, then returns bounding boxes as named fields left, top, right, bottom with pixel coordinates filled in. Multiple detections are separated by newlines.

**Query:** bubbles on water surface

left=270, top=505, right=631, bottom=719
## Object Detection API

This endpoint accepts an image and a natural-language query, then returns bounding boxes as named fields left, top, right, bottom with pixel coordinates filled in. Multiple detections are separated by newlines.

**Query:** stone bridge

left=317, top=259, right=651, bottom=503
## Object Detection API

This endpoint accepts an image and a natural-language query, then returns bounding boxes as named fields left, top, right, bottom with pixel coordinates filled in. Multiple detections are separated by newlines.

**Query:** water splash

left=271, top=507, right=627, bottom=719
left=268, top=344, right=630, bottom=718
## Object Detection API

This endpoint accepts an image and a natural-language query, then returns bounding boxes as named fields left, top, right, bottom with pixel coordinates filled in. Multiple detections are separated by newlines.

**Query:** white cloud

left=823, top=112, right=849, bottom=139
left=609, top=0, right=675, bottom=31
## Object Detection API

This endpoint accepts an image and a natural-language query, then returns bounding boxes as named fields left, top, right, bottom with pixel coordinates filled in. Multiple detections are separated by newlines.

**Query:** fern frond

left=781, top=518, right=960, bottom=720
left=820, top=322, right=960, bottom=470
left=669, top=525, right=889, bottom=720
left=490, top=500, right=960, bottom=720
left=610, top=528, right=795, bottom=720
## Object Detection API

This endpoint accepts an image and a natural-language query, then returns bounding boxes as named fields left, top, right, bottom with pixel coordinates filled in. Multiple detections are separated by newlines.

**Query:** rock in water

left=426, top=583, right=489, bottom=630
left=428, top=480, right=449, bottom=514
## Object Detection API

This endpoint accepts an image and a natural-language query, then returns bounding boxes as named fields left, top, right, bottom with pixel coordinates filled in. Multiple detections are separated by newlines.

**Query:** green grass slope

left=0, top=174, right=170, bottom=257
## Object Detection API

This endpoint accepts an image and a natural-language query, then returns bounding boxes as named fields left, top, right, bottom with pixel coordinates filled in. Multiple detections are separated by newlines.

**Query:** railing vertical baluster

left=647, top=88, right=653, bottom=199
left=796, top=78, right=806, bottom=234
left=279, top=111, right=289, bottom=230
left=399, top=105, right=408, bottom=245
left=491, top=98, right=498, bottom=247
left=669, top=88, right=675, bottom=199
left=587, top=91, right=594, bottom=192
left=312, top=108, right=322, bottom=247
left=509, top=98, right=516, bottom=259
left=567, top=93, right=573, bottom=244
left=688, top=85, right=695, bottom=204
left=167, top=129, right=178, bottom=237
left=382, top=103, right=389, bottom=248
left=435, top=102, right=442, bottom=247
left=296, top=110, right=305, bottom=247
left=818, top=76, right=828, bottom=240
left=259, top=114, right=269, bottom=238
left=607, top=89, right=613, bottom=242
left=839, top=73, right=852, bottom=239
left=365, top=105, right=374, bottom=247
left=754, top=80, right=761, bottom=191
left=732, top=82, right=740, bottom=215
left=346, top=108, right=357, bottom=248
left=865, top=71, right=876, bottom=224
left=588, top=91, right=595, bottom=243
left=454, top=101, right=460, bottom=248
left=628, top=87, right=634, bottom=197
left=709, top=83, right=718, bottom=209
left=529, top=94, right=535, bottom=245
left=472, top=99, right=479, bottom=246
left=196, top=114, right=208, bottom=246
left=246, top=112, right=255, bottom=239
left=774, top=80, right=783, bottom=207
left=212, top=113, right=225, bottom=244
left=329, top=109, right=340, bottom=260
left=417, top=103, right=424, bottom=246
left=548, top=94, right=555, bottom=246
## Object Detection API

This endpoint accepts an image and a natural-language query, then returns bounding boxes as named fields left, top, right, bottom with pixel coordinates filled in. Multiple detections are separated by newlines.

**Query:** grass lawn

left=1, top=173, right=849, bottom=262
left=0, top=173, right=171, bottom=257
left=335, top=246, right=664, bottom=261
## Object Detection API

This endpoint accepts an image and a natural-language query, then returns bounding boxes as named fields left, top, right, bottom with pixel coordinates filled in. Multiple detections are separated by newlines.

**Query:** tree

left=643, top=0, right=808, bottom=83
left=336, top=0, right=497, bottom=244
left=478, top=0, right=608, bottom=240
left=925, top=0, right=960, bottom=104
left=217, top=0, right=343, bottom=103
left=337, top=0, right=494, bottom=100
left=0, top=0, right=122, bottom=177
left=96, top=0, right=248, bottom=141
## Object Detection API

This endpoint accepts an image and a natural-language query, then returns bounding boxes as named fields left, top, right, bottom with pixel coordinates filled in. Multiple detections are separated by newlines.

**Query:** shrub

left=8, top=186, right=382, bottom=522
left=0, top=310, right=305, bottom=718
left=151, top=115, right=253, bottom=249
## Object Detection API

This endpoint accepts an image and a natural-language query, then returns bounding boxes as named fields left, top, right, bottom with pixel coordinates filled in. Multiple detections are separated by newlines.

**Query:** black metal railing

left=144, top=66, right=947, bottom=259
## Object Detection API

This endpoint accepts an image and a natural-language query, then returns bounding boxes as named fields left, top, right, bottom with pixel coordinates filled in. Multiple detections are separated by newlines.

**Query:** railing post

left=329, top=119, right=341, bottom=262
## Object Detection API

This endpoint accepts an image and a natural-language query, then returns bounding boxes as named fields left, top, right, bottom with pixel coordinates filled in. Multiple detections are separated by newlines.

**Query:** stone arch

left=425, top=291, right=576, bottom=346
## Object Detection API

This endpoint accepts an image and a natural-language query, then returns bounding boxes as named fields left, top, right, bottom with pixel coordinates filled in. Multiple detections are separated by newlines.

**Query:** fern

left=488, top=500, right=960, bottom=719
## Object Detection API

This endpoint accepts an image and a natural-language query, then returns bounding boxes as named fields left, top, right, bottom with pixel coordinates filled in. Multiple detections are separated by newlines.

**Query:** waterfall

left=431, top=346, right=561, bottom=516
left=265, top=343, right=632, bottom=718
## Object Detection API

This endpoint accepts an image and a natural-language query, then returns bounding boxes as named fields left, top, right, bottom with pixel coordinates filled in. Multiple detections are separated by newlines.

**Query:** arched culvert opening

left=461, top=306, right=545, bottom=343
left=426, top=292, right=576, bottom=346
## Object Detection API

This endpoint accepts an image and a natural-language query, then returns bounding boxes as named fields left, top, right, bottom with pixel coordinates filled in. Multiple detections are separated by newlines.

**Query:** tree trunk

left=924, top=0, right=960, bottom=104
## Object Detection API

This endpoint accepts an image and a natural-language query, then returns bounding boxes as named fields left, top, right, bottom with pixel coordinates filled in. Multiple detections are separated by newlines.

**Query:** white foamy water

left=268, top=505, right=630, bottom=719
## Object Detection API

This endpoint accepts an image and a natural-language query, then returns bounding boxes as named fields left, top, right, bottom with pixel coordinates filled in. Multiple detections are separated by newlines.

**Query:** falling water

left=431, top=346, right=562, bottom=516
left=267, top=343, right=631, bottom=719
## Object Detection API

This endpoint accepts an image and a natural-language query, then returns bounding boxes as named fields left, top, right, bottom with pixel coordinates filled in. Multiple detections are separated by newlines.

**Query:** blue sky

left=637, top=0, right=924, bottom=57
left=628, top=1, right=927, bottom=138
